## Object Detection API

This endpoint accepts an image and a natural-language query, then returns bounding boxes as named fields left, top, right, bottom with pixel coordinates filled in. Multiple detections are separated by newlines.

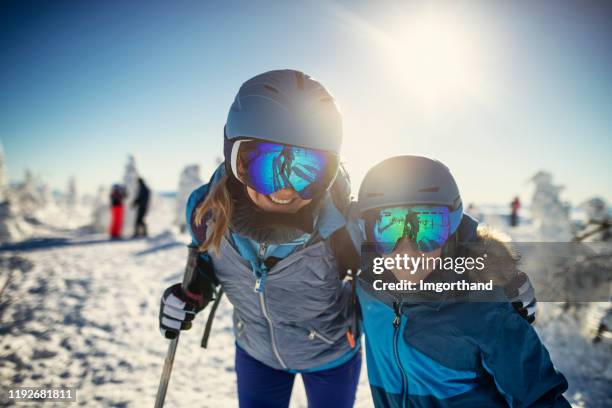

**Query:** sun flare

left=373, top=7, right=488, bottom=112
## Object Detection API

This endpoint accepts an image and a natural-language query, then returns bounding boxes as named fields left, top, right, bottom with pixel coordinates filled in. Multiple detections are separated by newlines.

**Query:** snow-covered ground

left=0, top=197, right=372, bottom=407
left=0, top=197, right=610, bottom=407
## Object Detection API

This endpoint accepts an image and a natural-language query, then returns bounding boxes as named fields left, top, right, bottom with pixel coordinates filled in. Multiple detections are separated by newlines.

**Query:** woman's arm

left=159, top=185, right=220, bottom=339
left=184, top=185, right=220, bottom=301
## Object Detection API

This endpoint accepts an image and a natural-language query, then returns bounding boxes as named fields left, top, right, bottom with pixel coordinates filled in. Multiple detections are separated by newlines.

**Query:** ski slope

left=0, top=197, right=610, bottom=407
left=0, top=197, right=371, bottom=407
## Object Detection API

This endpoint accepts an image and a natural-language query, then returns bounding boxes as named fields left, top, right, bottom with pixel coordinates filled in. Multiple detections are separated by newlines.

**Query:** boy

left=355, top=155, right=569, bottom=407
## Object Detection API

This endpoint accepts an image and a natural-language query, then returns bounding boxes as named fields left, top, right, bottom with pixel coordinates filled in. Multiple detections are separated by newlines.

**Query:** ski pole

left=154, top=335, right=179, bottom=408
left=201, top=287, right=224, bottom=348
left=155, top=246, right=208, bottom=406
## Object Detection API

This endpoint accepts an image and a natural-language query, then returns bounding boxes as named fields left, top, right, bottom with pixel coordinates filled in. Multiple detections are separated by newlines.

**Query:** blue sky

left=1, top=0, right=611, bottom=205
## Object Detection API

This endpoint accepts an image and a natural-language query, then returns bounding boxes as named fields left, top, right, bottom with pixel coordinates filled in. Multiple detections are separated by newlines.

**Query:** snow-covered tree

left=122, top=155, right=139, bottom=236
left=576, top=197, right=610, bottom=242
left=0, top=199, right=32, bottom=243
left=16, top=169, right=44, bottom=213
left=66, top=176, right=78, bottom=207
left=89, top=185, right=110, bottom=233
left=39, top=183, right=53, bottom=207
left=175, top=164, right=202, bottom=232
left=580, top=197, right=608, bottom=224
left=0, top=168, right=37, bottom=243
left=530, top=171, right=572, bottom=241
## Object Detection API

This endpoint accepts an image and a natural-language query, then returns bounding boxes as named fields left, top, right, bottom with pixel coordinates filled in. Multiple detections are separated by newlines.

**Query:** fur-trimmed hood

left=463, top=227, right=521, bottom=286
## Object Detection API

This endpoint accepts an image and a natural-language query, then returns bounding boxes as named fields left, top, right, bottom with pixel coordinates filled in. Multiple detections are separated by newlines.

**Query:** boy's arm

left=466, top=223, right=537, bottom=324
left=480, top=306, right=570, bottom=408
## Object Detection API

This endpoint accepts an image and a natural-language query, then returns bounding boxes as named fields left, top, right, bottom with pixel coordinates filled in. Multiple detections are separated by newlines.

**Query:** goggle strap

left=230, top=139, right=250, bottom=184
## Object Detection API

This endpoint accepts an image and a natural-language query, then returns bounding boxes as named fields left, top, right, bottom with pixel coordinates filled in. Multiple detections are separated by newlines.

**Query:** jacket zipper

left=254, top=243, right=268, bottom=291
left=256, top=242, right=287, bottom=369
left=259, top=290, right=287, bottom=369
left=308, top=329, right=334, bottom=345
left=393, top=301, right=409, bottom=408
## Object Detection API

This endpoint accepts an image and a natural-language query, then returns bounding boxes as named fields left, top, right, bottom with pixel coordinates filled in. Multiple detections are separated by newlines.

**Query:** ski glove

left=505, top=271, right=537, bottom=324
left=159, top=283, right=207, bottom=339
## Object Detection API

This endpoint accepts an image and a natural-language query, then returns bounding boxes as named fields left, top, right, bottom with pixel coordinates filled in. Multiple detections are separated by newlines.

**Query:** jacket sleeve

left=479, top=306, right=570, bottom=407
left=183, top=186, right=219, bottom=300
left=466, top=229, right=537, bottom=324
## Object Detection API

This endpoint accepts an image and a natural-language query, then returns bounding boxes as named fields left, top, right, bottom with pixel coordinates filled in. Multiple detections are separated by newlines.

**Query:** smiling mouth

left=268, top=195, right=295, bottom=205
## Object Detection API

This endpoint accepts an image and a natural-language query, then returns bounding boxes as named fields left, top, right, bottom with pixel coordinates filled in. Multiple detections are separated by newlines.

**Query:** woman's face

left=246, top=186, right=312, bottom=213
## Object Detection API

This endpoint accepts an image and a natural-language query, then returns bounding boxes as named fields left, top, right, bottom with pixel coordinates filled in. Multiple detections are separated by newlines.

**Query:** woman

left=158, top=70, right=361, bottom=408
left=355, top=155, right=569, bottom=407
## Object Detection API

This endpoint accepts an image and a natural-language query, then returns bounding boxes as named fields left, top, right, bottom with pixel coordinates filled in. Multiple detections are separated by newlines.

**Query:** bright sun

left=378, top=8, right=487, bottom=112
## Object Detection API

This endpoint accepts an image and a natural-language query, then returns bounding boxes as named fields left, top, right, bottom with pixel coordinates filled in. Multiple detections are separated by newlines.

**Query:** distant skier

left=132, top=177, right=150, bottom=238
left=109, top=184, right=126, bottom=239
left=510, top=196, right=521, bottom=227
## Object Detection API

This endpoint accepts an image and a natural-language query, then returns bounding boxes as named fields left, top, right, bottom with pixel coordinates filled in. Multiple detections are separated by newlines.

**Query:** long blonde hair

left=194, top=175, right=233, bottom=255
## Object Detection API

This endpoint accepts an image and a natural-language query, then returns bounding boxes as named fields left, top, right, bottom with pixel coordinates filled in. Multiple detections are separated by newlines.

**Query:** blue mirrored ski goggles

left=230, top=139, right=339, bottom=199
left=365, top=206, right=460, bottom=254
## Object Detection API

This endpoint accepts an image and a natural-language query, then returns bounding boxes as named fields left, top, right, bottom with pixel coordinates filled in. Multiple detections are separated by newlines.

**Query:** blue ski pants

left=235, top=345, right=362, bottom=408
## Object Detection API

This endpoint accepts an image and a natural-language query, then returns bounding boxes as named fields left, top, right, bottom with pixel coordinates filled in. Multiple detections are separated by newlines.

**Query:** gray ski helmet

left=224, top=69, right=343, bottom=154
left=358, top=155, right=463, bottom=233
